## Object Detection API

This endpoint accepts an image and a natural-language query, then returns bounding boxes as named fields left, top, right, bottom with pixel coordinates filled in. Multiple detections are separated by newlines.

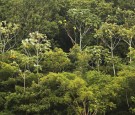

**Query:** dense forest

left=1, top=0, right=135, bottom=114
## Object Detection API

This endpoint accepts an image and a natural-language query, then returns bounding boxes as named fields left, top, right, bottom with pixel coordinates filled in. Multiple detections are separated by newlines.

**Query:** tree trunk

left=36, top=48, right=40, bottom=84
left=80, top=33, right=82, bottom=51
left=129, top=40, right=132, bottom=63
left=110, top=41, right=116, bottom=76
left=24, top=73, right=26, bottom=92
left=97, top=59, right=100, bottom=72
left=111, top=49, right=116, bottom=76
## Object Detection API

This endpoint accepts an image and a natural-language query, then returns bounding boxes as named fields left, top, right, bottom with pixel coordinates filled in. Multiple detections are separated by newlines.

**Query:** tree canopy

left=1, top=0, right=135, bottom=114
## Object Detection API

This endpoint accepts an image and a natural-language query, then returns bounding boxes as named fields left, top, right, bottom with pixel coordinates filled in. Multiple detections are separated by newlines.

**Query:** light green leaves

left=43, top=48, right=70, bottom=72
left=0, top=21, right=19, bottom=54
left=67, top=8, right=100, bottom=28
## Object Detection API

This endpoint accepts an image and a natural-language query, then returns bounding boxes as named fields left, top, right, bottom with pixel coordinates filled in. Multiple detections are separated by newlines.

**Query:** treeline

left=1, top=0, right=135, bottom=115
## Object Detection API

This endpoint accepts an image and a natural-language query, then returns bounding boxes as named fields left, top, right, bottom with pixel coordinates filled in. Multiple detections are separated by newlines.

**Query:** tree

left=0, top=21, right=19, bottom=60
left=62, top=8, right=100, bottom=51
left=118, top=65, right=135, bottom=113
left=84, top=45, right=110, bottom=72
left=0, top=61, right=19, bottom=92
left=22, top=31, right=50, bottom=83
left=96, top=22, right=121, bottom=76
left=84, top=71, right=124, bottom=115
left=119, top=26, right=135, bottom=63
left=69, top=44, right=90, bottom=74
left=43, top=48, right=70, bottom=73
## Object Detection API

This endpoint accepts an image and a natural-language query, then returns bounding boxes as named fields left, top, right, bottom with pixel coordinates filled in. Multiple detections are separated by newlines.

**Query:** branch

left=101, top=38, right=111, bottom=49
left=113, top=37, right=121, bottom=50
left=82, top=26, right=91, bottom=37
left=65, top=28, right=76, bottom=45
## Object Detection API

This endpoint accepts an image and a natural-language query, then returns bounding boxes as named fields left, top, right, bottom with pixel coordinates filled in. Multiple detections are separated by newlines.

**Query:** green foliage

left=0, top=61, right=19, bottom=81
left=85, top=71, right=123, bottom=113
left=68, top=8, right=100, bottom=28
left=21, top=31, right=51, bottom=75
left=43, top=48, right=70, bottom=73
left=1, top=0, right=135, bottom=114
left=84, top=46, right=110, bottom=71
left=66, top=8, right=101, bottom=50
left=0, top=21, right=19, bottom=55
left=69, top=44, right=90, bottom=74
left=0, top=0, right=59, bottom=39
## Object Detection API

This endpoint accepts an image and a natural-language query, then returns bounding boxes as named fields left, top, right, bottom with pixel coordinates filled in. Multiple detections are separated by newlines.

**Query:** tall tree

left=0, top=21, right=19, bottom=60
left=96, top=22, right=121, bottom=76
left=22, top=31, right=50, bottom=83
left=66, top=8, right=100, bottom=51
